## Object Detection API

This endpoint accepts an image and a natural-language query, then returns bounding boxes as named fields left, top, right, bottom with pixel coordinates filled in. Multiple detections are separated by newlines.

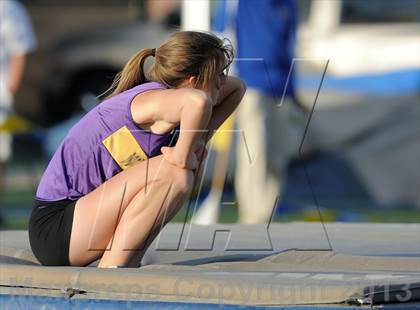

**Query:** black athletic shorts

left=28, top=198, right=77, bottom=266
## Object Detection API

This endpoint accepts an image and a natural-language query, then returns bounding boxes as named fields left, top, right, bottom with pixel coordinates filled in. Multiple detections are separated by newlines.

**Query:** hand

left=160, top=146, right=199, bottom=170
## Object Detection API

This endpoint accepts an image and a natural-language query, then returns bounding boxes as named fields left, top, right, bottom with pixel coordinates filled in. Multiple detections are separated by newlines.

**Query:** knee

left=162, top=162, right=195, bottom=194
left=172, top=167, right=195, bottom=194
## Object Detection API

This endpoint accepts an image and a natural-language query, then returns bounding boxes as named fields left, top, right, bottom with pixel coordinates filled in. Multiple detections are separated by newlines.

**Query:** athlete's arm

left=202, top=76, right=247, bottom=144
left=162, top=89, right=212, bottom=170
left=131, top=88, right=213, bottom=169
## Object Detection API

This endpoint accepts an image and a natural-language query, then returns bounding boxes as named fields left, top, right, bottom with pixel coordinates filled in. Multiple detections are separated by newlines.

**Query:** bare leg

left=68, top=154, right=194, bottom=267
left=121, top=185, right=189, bottom=267
left=125, top=151, right=209, bottom=267
left=98, top=173, right=192, bottom=267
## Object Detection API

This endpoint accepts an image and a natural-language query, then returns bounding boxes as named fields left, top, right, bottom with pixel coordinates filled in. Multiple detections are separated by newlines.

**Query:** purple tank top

left=35, top=81, right=178, bottom=201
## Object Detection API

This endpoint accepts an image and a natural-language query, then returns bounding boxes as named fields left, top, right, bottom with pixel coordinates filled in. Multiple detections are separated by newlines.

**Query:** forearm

left=203, top=78, right=246, bottom=144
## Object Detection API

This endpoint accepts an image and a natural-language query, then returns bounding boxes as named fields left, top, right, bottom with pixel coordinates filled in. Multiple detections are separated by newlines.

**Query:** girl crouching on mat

left=28, top=30, right=246, bottom=268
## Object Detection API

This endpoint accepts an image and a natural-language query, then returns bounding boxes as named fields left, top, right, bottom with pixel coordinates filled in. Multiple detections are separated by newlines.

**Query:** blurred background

left=0, top=0, right=419, bottom=229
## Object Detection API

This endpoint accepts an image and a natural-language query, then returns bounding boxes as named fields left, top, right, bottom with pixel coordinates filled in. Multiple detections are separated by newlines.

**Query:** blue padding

left=297, top=69, right=420, bottom=95
left=0, top=294, right=373, bottom=310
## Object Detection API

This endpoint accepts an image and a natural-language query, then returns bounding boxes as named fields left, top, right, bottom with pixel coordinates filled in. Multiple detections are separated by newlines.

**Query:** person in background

left=193, top=0, right=306, bottom=225
left=0, top=0, right=37, bottom=225
left=234, top=0, right=301, bottom=224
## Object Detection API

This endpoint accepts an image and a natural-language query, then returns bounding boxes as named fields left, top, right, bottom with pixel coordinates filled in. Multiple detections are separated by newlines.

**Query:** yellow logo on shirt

left=102, top=125, right=148, bottom=170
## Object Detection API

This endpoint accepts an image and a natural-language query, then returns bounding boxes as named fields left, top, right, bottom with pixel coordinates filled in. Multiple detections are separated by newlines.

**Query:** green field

left=1, top=189, right=419, bottom=230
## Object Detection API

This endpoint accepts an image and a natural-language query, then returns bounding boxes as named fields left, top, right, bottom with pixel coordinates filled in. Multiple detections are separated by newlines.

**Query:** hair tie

left=151, top=48, right=156, bottom=57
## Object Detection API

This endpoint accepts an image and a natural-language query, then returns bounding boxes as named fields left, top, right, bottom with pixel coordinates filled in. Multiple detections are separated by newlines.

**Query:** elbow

left=230, top=76, right=247, bottom=91
left=230, top=76, right=247, bottom=98
left=234, top=79, right=247, bottom=107
left=190, top=90, right=213, bottom=120
left=238, top=79, right=247, bottom=96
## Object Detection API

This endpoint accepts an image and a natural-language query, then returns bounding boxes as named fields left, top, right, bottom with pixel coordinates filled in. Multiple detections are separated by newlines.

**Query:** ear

left=187, top=76, right=197, bottom=87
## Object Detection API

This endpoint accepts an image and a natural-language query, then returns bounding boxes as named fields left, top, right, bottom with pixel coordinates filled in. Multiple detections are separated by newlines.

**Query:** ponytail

left=105, top=48, right=155, bottom=98
left=99, top=31, right=234, bottom=101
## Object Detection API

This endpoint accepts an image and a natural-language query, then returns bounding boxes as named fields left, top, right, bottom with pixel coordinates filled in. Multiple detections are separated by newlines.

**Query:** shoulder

left=133, top=86, right=207, bottom=109
left=130, top=85, right=209, bottom=127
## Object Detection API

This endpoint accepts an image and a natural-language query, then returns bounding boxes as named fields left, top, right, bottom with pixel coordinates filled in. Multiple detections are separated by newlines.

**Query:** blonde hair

left=106, top=30, right=234, bottom=98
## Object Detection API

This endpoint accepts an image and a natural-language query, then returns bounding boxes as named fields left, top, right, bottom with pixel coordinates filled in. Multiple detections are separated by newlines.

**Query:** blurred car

left=40, top=21, right=172, bottom=126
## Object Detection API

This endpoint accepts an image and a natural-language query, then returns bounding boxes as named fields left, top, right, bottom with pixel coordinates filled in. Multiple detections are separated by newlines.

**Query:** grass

left=2, top=188, right=36, bottom=205
left=1, top=189, right=419, bottom=231
left=0, top=218, right=29, bottom=230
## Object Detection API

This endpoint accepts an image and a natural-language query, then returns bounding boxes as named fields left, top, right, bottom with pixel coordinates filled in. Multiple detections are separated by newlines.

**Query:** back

left=35, top=81, right=179, bottom=202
